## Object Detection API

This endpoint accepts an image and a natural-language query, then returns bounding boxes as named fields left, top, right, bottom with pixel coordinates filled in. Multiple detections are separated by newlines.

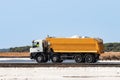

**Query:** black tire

left=94, top=56, right=99, bottom=63
left=36, top=55, right=44, bottom=63
left=51, top=54, right=62, bottom=63
left=84, top=54, right=95, bottom=63
left=94, top=54, right=99, bottom=63
left=75, top=54, right=84, bottom=63
left=58, top=60, right=63, bottom=63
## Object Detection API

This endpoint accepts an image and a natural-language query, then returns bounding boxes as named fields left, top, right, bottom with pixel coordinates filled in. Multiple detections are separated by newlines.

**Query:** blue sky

left=0, top=0, right=120, bottom=48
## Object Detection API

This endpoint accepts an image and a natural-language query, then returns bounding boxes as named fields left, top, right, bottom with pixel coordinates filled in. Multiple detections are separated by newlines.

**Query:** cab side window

left=36, top=42, right=39, bottom=47
left=32, top=42, right=39, bottom=48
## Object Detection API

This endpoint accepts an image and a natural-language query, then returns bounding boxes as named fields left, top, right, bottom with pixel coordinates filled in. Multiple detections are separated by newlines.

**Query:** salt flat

left=0, top=67, right=120, bottom=80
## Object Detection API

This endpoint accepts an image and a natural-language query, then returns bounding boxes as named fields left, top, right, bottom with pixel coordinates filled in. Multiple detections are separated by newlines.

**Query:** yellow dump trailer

left=46, top=37, right=104, bottom=54
left=45, top=37, right=104, bottom=63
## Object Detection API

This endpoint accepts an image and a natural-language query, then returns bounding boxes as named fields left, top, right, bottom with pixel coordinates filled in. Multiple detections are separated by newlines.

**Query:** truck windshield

left=32, top=42, right=39, bottom=48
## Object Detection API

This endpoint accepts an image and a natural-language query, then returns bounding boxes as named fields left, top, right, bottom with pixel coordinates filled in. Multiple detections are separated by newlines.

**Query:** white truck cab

left=30, top=40, right=43, bottom=53
left=30, top=39, right=49, bottom=63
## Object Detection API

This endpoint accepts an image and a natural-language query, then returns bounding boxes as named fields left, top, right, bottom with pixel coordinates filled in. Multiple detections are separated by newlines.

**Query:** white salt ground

left=0, top=67, right=120, bottom=80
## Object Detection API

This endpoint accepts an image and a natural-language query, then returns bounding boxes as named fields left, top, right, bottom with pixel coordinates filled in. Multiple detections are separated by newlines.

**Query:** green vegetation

left=104, top=43, right=120, bottom=52
left=9, top=46, right=31, bottom=52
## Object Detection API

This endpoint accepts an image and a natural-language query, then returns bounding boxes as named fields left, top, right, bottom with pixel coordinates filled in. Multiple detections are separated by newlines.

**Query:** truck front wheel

left=36, top=55, right=44, bottom=63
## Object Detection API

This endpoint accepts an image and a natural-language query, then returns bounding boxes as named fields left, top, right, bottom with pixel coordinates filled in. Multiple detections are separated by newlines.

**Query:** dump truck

left=30, top=36, right=104, bottom=63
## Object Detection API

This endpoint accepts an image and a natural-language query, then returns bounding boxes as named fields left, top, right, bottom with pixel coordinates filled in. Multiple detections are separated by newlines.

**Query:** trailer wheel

left=75, top=54, right=84, bottom=63
left=36, top=55, right=44, bottom=63
left=51, top=55, right=62, bottom=63
left=84, top=54, right=95, bottom=63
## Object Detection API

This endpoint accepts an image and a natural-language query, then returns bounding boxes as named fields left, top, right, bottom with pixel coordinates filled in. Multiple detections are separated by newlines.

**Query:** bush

left=10, top=46, right=31, bottom=52
left=104, top=43, right=120, bottom=52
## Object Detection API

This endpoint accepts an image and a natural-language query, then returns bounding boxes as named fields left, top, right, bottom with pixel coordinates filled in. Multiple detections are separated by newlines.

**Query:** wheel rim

left=75, top=55, right=83, bottom=63
left=53, top=56, right=57, bottom=62
left=37, top=56, right=42, bottom=61
left=52, top=55, right=60, bottom=63
left=85, top=55, right=93, bottom=63
left=36, top=55, right=43, bottom=63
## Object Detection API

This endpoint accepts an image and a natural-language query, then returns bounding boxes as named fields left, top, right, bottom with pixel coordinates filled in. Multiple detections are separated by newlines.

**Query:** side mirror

left=32, top=40, right=34, bottom=43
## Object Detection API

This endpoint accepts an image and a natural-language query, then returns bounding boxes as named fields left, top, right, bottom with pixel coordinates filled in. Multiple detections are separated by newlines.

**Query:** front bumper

left=30, top=53, right=38, bottom=59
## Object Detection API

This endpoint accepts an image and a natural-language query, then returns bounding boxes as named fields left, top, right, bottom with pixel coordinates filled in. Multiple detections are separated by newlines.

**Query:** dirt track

left=0, top=63, right=120, bottom=67
left=100, top=52, right=120, bottom=60
left=0, top=52, right=29, bottom=58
